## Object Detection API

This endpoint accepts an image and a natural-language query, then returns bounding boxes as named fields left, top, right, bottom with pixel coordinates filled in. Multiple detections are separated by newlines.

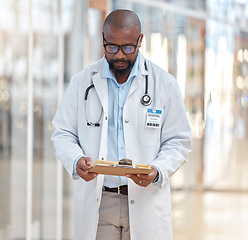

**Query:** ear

left=138, top=33, right=144, bottom=48
left=102, top=32, right=105, bottom=43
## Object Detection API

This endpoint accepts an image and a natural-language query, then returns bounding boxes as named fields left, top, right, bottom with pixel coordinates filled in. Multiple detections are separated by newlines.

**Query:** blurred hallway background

left=0, top=0, right=248, bottom=239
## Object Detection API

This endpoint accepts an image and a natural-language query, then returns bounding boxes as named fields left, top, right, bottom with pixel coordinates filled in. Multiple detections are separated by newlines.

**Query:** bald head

left=103, top=9, right=141, bottom=34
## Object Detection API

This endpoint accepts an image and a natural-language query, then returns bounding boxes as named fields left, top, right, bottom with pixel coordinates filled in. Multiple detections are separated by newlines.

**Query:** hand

left=126, top=166, right=158, bottom=187
left=76, top=157, right=98, bottom=182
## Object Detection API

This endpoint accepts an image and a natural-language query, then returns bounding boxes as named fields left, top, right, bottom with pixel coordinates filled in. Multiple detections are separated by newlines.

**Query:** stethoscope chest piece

left=141, top=61, right=152, bottom=106
left=140, top=94, right=152, bottom=106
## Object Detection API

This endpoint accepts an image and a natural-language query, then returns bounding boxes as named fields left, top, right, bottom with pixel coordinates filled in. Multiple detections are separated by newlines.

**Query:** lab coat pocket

left=138, top=109, right=161, bottom=147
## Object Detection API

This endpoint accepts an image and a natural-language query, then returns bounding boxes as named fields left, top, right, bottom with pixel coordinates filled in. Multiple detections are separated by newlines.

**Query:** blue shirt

left=101, top=55, right=140, bottom=187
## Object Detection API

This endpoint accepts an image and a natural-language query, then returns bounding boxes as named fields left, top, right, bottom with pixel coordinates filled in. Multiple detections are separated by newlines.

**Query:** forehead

left=103, top=25, right=140, bottom=45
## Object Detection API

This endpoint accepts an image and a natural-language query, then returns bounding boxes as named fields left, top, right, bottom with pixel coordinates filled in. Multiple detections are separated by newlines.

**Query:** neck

left=115, top=73, right=130, bottom=84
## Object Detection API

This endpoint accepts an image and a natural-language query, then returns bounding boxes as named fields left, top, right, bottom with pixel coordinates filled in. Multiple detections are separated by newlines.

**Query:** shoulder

left=70, top=57, right=105, bottom=84
left=140, top=53, right=175, bottom=83
left=139, top=54, right=180, bottom=97
left=145, top=59, right=176, bottom=89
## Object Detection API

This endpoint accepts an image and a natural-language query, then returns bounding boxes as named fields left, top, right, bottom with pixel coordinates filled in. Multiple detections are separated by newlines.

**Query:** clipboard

left=89, top=159, right=152, bottom=176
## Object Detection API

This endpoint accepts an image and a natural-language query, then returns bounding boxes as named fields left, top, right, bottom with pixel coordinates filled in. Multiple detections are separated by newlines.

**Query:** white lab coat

left=51, top=53, right=191, bottom=240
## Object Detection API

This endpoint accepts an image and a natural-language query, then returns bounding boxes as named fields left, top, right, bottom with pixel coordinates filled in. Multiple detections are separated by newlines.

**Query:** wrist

left=152, top=170, right=159, bottom=183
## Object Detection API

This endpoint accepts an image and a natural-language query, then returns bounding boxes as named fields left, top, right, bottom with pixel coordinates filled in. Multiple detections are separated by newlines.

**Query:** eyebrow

left=103, top=34, right=136, bottom=46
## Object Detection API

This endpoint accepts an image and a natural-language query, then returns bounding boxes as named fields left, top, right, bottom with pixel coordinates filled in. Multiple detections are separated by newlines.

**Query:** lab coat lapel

left=91, top=66, right=109, bottom=164
left=92, top=72, right=108, bottom=113
left=128, top=53, right=148, bottom=98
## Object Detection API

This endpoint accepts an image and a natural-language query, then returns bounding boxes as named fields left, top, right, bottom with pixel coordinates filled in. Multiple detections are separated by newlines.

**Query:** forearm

left=152, top=133, right=191, bottom=188
left=52, top=132, right=85, bottom=176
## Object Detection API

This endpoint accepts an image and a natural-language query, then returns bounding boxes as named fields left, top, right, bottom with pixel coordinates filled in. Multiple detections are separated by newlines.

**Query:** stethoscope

left=85, top=61, right=151, bottom=127
left=140, top=61, right=152, bottom=106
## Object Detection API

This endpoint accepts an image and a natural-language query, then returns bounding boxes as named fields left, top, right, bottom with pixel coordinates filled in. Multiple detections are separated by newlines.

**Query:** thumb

left=85, top=158, right=93, bottom=166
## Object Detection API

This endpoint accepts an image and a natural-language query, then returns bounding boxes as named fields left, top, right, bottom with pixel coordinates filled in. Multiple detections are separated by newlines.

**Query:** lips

left=114, top=60, right=128, bottom=68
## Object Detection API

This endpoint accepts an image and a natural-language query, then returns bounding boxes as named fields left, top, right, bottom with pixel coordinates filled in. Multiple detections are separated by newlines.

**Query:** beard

left=107, top=58, right=136, bottom=76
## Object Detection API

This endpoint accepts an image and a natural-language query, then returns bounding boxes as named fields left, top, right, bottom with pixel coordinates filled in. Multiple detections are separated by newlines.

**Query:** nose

left=115, top=48, right=125, bottom=59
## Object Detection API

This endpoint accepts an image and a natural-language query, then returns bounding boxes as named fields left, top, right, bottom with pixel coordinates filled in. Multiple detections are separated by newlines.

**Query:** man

left=52, top=9, right=191, bottom=240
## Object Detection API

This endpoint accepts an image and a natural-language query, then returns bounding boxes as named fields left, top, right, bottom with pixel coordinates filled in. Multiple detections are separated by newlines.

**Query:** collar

left=101, top=53, right=140, bottom=83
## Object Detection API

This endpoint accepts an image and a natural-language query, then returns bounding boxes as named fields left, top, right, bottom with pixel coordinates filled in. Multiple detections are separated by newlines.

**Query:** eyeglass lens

left=105, top=45, right=135, bottom=54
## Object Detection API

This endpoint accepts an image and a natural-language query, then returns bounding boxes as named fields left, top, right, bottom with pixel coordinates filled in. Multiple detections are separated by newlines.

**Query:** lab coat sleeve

left=51, top=76, right=84, bottom=179
left=152, top=77, right=192, bottom=188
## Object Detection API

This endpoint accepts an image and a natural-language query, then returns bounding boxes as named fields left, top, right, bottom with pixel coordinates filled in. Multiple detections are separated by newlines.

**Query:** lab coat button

left=130, top=200, right=135, bottom=204
left=125, top=119, right=129, bottom=123
left=105, top=116, right=108, bottom=120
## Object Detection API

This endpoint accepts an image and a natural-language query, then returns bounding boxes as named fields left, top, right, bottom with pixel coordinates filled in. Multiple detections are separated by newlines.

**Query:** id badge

left=146, top=109, right=162, bottom=128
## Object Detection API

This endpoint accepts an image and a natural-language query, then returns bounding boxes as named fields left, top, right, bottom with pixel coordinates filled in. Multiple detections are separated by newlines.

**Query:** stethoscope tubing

left=85, top=61, right=152, bottom=126
left=85, top=84, right=103, bottom=126
left=145, top=61, right=149, bottom=95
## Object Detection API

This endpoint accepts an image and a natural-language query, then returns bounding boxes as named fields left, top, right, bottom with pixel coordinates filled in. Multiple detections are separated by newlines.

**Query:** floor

left=172, top=190, right=248, bottom=240
left=171, top=137, right=248, bottom=240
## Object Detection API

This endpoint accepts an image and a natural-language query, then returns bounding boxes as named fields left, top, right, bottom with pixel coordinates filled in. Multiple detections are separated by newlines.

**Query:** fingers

left=126, top=166, right=158, bottom=187
left=126, top=174, right=150, bottom=187
left=76, top=157, right=98, bottom=182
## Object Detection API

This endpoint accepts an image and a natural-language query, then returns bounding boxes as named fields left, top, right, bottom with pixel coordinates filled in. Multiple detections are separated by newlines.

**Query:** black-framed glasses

left=103, top=34, right=141, bottom=54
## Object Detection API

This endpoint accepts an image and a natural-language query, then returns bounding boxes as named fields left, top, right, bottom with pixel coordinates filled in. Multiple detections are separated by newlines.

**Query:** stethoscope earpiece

left=87, top=122, right=100, bottom=127
left=140, top=94, right=152, bottom=106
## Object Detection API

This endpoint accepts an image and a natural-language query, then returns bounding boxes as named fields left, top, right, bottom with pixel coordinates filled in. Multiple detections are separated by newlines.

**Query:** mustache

left=108, top=59, right=133, bottom=76
left=110, top=59, right=130, bottom=64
